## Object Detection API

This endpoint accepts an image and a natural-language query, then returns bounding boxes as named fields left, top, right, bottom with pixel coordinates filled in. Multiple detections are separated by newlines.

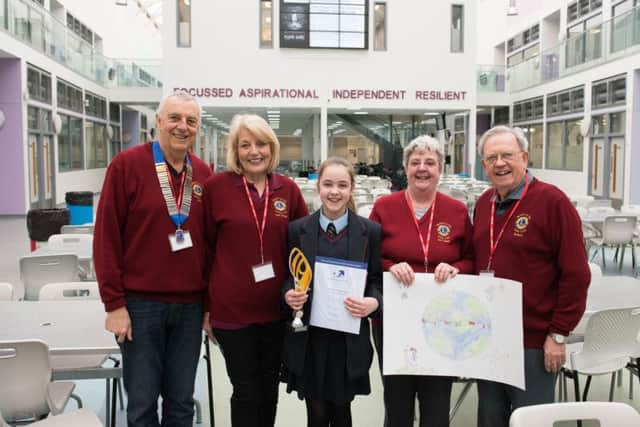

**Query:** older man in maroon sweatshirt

left=94, top=90, right=212, bottom=427
left=472, top=125, right=590, bottom=427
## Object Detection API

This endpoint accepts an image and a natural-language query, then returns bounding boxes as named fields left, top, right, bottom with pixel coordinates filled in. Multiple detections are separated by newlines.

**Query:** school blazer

left=281, top=209, right=383, bottom=380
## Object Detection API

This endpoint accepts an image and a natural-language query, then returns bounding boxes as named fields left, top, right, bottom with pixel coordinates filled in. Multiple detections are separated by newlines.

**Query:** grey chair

left=38, top=283, right=124, bottom=426
left=19, top=254, right=80, bottom=300
left=0, top=340, right=75, bottom=424
left=588, top=216, right=637, bottom=270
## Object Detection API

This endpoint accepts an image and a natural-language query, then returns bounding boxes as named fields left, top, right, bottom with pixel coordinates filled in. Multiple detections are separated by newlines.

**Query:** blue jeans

left=119, top=297, right=203, bottom=427
left=477, top=349, right=557, bottom=427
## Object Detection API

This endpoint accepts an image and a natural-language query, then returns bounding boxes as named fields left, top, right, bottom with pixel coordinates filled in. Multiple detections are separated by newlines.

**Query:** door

left=27, top=133, right=55, bottom=209
left=589, top=136, right=625, bottom=201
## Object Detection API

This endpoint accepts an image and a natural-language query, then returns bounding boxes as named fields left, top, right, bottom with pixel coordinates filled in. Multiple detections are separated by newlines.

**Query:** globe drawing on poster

left=421, top=291, right=492, bottom=360
left=383, top=273, right=524, bottom=390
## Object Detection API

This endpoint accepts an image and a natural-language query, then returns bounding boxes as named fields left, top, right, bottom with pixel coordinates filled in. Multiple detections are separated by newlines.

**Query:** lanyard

left=243, top=176, right=270, bottom=263
left=152, top=142, right=192, bottom=229
left=167, top=170, right=186, bottom=216
left=405, top=190, right=437, bottom=271
left=487, top=177, right=530, bottom=270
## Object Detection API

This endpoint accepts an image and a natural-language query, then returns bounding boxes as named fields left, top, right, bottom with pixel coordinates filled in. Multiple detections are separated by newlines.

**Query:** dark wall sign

left=280, top=0, right=368, bottom=49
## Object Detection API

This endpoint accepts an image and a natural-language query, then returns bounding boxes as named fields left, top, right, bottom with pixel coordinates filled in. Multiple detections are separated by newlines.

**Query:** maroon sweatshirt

left=473, top=178, right=590, bottom=348
left=94, top=143, right=212, bottom=312
left=369, top=191, right=474, bottom=274
left=203, top=171, right=308, bottom=327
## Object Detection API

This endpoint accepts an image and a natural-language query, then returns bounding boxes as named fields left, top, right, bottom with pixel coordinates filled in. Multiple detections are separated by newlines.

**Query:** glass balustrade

left=477, top=65, right=506, bottom=92
left=507, top=5, right=640, bottom=92
left=0, top=0, right=162, bottom=88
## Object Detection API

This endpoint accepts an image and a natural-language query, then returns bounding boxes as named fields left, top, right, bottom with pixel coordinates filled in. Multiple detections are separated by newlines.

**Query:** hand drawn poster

left=383, top=273, right=524, bottom=390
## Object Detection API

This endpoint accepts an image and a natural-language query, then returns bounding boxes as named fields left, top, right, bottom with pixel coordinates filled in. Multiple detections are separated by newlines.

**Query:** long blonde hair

left=316, top=157, right=357, bottom=213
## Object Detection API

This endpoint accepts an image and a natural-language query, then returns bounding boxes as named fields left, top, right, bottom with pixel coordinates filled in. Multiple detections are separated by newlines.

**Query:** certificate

left=309, top=256, right=368, bottom=334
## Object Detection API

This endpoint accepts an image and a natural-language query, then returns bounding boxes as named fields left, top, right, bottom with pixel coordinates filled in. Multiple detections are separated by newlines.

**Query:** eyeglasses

left=482, top=151, right=522, bottom=165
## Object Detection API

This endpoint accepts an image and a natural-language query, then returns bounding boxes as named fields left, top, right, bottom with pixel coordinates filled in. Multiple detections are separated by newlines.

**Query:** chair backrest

left=588, top=198, right=613, bottom=209
left=588, top=262, right=602, bottom=278
left=38, top=282, right=99, bottom=301
left=357, top=204, right=373, bottom=218
left=0, top=283, right=13, bottom=301
left=509, top=401, right=640, bottom=427
left=47, top=234, right=93, bottom=258
left=0, top=340, right=52, bottom=422
left=19, top=254, right=80, bottom=300
left=570, top=307, right=640, bottom=372
left=60, top=224, right=94, bottom=235
left=602, top=216, right=637, bottom=245
left=587, top=206, right=616, bottom=214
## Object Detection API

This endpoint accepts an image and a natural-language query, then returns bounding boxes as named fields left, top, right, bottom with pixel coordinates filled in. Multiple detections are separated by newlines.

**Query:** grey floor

left=2, top=215, right=640, bottom=426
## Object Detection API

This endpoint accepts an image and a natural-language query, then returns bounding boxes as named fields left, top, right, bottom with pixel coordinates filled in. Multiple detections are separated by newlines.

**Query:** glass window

left=611, top=77, right=626, bottom=104
left=547, top=122, right=564, bottom=169
left=109, top=103, right=121, bottom=123
left=592, top=114, right=607, bottom=135
left=522, top=124, right=543, bottom=168
left=450, top=5, right=464, bottom=52
left=177, top=0, right=191, bottom=47
left=58, top=114, right=84, bottom=171
left=374, top=2, right=386, bottom=51
left=260, top=0, right=273, bottom=48
left=610, top=111, right=625, bottom=133
left=566, top=119, right=583, bottom=170
left=57, top=80, right=83, bottom=113
left=110, top=125, right=122, bottom=160
left=28, top=106, right=38, bottom=130
left=86, top=121, right=107, bottom=169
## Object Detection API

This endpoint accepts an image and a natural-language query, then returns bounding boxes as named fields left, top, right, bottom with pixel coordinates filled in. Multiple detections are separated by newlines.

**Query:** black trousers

left=214, top=320, right=286, bottom=427
left=384, top=375, right=453, bottom=427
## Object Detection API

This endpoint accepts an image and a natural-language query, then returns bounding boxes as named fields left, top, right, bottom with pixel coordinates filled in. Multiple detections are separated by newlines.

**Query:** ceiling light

left=293, top=129, right=302, bottom=136
left=353, top=111, right=368, bottom=115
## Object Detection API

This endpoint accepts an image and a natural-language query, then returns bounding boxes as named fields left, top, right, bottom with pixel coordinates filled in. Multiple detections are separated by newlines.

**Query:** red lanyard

left=167, top=169, right=186, bottom=219
left=243, top=176, right=270, bottom=263
left=487, top=177, right=530, bottom=270
left=405, top=190, right=437, bottom=271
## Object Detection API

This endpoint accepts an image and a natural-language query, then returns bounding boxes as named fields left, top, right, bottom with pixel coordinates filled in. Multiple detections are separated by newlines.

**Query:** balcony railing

left=477, top=65, right=506, bottom=92
left=0, top=0, right=162, bottom=88
left=507, top=5, right=640, bottom=92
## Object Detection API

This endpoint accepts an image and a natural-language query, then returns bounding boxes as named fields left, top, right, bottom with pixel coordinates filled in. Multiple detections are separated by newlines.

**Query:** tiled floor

left=1, top=214, right=639, bottom=426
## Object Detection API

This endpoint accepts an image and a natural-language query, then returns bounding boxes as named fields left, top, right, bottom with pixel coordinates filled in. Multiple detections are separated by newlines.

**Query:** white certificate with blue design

left=310, top=256, right=368, bottom=335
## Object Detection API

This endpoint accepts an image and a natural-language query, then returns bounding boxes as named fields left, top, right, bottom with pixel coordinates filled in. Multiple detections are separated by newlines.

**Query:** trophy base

left=292, top=324, right=308, bottom=332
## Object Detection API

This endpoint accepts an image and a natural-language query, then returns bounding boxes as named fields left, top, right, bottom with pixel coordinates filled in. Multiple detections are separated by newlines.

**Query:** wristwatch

left=548, top=333, right=566, bottom=344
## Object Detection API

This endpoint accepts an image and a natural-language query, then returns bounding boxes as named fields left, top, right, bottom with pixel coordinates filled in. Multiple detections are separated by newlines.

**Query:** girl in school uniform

left=282, top=156, right=383, bottom=427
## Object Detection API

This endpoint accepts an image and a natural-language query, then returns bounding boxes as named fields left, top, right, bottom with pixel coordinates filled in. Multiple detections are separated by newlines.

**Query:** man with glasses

left=472, top=125, right=590, bottom=427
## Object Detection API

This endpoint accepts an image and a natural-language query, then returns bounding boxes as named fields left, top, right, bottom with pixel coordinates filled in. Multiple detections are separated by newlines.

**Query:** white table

left=0, top=300, right=119, bottom=427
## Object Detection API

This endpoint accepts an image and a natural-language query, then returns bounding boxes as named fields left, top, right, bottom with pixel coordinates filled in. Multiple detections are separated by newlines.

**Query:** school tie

left=327, top=222, right=337, bottom=237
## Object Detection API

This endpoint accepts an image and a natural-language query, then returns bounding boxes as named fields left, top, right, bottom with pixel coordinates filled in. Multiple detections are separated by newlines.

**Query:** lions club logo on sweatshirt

left=436, top=222, right=452, bottom=243
left=514, top=214, right=530, bottom=237
left=192, top=182, right=203, bottom=201
left=273, top=197, right=288, bottom=218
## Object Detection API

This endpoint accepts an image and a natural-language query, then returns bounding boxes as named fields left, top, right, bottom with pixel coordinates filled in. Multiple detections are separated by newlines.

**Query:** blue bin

left=65, top=191, right=94, bottom=225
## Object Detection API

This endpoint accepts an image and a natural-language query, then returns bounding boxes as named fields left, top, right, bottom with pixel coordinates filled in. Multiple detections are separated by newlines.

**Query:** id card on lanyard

left=243, top=176, right=276, bottom=283
left=153, top=142, right=193, bottom=252
left=484, top=177, right=530, bottom=274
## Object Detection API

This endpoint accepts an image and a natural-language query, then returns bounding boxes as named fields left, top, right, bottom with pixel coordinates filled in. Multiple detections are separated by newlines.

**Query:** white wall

left=162, top=0, right=477, bottom=111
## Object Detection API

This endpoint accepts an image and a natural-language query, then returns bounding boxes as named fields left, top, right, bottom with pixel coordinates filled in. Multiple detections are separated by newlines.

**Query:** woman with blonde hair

left=202, top=113, right=308, bottom=426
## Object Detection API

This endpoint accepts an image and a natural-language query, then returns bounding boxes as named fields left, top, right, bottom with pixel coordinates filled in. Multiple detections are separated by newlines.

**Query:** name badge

left=252, top=262, right=275, bottom=283
left=479, top=269, right=495, bottom=277
left=169, top=231, right=193, bottom=252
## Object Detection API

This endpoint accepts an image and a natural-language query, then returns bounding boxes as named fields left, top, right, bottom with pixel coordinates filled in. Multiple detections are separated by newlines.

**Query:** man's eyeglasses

left=482, top=151, right=522, bottom=165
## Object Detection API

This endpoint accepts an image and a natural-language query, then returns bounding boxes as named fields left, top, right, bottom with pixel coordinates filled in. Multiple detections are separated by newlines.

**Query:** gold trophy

left=289, top=247, right=312, bottom=330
